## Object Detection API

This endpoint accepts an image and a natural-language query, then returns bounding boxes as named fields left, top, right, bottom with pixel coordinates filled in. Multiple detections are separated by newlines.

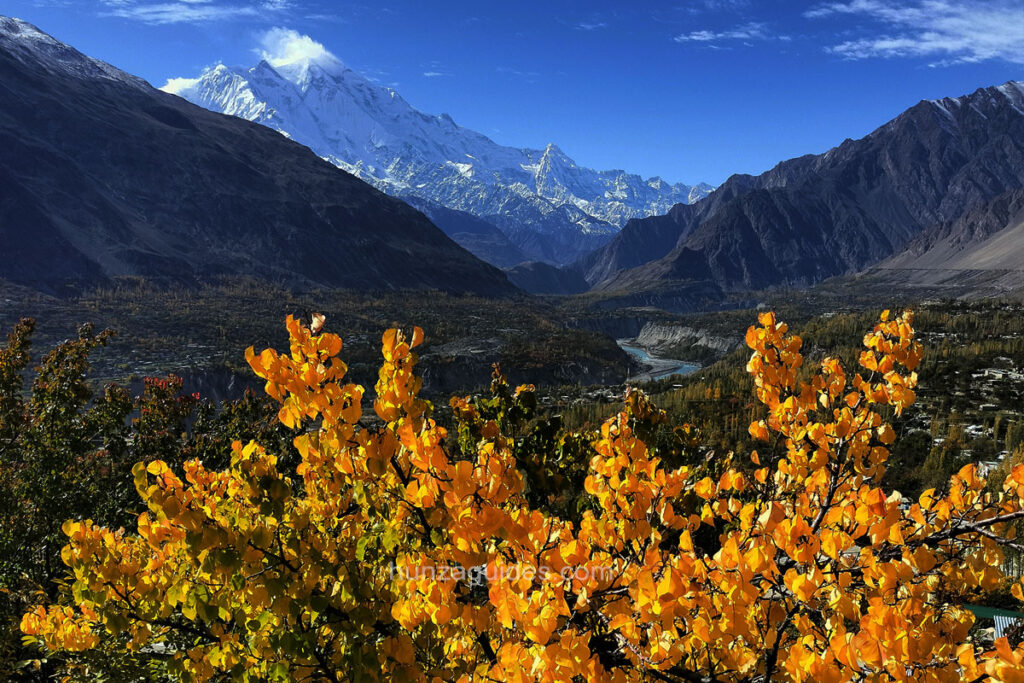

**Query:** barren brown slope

left=853, top=189, right=1024, bottom=297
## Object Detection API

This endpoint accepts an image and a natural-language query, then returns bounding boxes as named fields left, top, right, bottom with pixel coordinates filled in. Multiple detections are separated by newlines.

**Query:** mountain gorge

left=163, top=54, right=713, bottom=266
left=579, top=81, right=1024, bottom=306
left=0, top=17, right=514, bottom=296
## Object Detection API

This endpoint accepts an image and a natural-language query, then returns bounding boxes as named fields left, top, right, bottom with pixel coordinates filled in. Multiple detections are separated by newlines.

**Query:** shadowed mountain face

left=505, top=261, right=589, bottom=295
left=580, top=82, right=1024, bottom=300
left=883, top=189, right=1024, bottom=272
left=844, top=188, right=1024, bottom=297
left=0, top=17, right=516, bottom=296
left=396, top=196, right=529, bottom=269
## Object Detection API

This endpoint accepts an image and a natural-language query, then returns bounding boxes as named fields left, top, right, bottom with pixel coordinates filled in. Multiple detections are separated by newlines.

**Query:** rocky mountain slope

left=881, top=189, right=1024, bottom=272
left=505, top=261, right=589, bottom=295
left=580, top=82, right=1024, bottom=302
left=853, top=188, right=1024, bottom=297
left=0, top=17, right=514, bottom=296
left=164, top=51, right=713, bottom=266
left=397, top=196, right=529, bottom=269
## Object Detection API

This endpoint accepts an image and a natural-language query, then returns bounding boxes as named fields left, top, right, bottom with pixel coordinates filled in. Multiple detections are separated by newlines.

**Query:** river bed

left=617, top=340, right=700, bottom=383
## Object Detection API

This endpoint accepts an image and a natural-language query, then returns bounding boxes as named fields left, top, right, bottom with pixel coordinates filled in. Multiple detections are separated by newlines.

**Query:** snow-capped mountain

left=163, top=48, right=713, bottom=266
left=0, top=16, right=514, bottom=296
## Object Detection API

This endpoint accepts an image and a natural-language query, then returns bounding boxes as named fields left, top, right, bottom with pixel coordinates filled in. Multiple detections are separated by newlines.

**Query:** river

left=617, top=341, right=700, bottom=383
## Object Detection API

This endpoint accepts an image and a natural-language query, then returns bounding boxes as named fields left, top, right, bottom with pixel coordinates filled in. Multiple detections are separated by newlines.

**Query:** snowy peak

left=270, top=52, right=345, bottom=87
left=0, top=16, right=143, bottom=87
left=1, top=16, right=60, bottom=47
left=162, top=33, right=713, bottom=265
left=929, top=81, right=1024, bottom=120
left=538, top=143, right=574, bottom=170
left=0, top=17, right=515, bottom=295
left=996, top=80, right=1024, bottom=101
left=993, top=80, right=1024, bottom=115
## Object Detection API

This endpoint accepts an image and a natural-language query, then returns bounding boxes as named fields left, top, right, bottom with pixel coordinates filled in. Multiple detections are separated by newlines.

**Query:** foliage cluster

left=17, top=310, right=1024, bottom=682
left=0, top=318, right=293, bottom=679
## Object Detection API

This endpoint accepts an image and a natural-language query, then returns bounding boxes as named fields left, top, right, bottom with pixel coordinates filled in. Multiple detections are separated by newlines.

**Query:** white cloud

left=674, top=21, right=768, bottom=43
left=422, top=71, right=445, bottom=77
left=806, top=0, right=1024, bottom=65
left=161, top=75, right=200, bottom=93
left=258, top=27, right=341, bottom=68
left=576, top=21, right=607, bottom=31
left=100, top=0, right=290, bottom=25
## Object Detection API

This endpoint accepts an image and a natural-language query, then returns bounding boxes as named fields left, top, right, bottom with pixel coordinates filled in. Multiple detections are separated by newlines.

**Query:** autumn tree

left=22, top=311, right=1024, bottom=681
left=0, top=318, right=293, bottom=680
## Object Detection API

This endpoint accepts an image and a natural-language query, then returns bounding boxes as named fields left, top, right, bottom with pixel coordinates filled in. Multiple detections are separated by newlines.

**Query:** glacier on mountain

left=163, top=48, right=713, bottom=265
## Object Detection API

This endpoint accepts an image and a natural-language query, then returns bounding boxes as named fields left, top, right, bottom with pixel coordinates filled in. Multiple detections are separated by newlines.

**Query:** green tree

left=0, top=319, right=294, bottom=680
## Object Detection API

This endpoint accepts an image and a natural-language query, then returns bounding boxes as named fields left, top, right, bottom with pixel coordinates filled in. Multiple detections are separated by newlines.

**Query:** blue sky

left=6, top=1, right=1023, bottom=185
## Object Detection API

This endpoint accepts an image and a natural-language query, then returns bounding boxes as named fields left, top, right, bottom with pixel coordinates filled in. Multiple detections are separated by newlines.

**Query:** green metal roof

left=966, top=604, right=1024, bottom=620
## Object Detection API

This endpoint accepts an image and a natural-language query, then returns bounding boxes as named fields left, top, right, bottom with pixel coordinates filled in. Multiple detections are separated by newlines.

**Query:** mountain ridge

left=163, top=50, right=713, bottom=266
left=0, top=16, right=515, bottom=296
left=580, top=81, right=1024, bottom=304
